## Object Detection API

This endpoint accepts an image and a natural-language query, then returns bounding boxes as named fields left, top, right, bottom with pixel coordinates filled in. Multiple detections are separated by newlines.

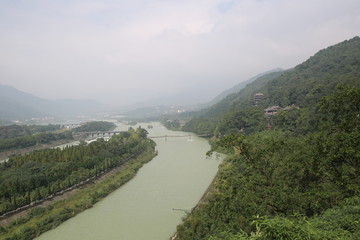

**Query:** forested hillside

left=182, top=37, right=360, bottom=136
left=175, top=37, right=360, bottom=239
left=206, top=69, right=284, bottom=107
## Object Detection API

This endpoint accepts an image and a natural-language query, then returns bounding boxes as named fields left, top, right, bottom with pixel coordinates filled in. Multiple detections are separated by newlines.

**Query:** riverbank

left=170, top=156, right=223, bottom=240
left=0, top=142, right=157, bottom=240
left=31, top=123, right=220, bottom=240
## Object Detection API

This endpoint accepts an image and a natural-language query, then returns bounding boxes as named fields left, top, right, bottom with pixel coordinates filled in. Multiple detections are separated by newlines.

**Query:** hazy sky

left=1, top=0, right=359, bottom=106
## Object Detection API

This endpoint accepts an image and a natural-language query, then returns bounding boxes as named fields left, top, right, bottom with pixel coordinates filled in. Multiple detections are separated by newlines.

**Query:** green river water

left=35, top=122, right=221, bottom=240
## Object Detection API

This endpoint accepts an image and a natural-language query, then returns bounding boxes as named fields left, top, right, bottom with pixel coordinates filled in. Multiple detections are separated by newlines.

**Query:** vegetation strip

left=0, top=124, right=73, bottom=153
left=0, top=153, right=128, bottom=220
left=0, top=137, right=156, bottom=240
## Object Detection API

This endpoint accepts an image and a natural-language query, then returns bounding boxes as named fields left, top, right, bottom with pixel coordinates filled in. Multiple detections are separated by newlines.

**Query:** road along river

left=35, top=122, right=221, bottom=240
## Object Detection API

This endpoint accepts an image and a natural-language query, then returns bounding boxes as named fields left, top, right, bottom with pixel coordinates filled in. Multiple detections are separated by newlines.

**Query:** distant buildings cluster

left=254, top=93, right=264, bottom=106
left=253, top=93, right=299, bottom=117
left=62, top=124, right=82, bottom=130
left=264, top=105, right=299, bottom=116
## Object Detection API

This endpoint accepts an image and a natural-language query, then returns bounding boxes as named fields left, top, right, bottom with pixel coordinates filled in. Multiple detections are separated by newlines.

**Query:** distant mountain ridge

left=0, top=84, right=106, bottom=120
left=182, top=36, right=360, bottom=134
left=189, top=69, right=285, bottom=120
left=207, top=68, right=284, bottom=106
left=125, top=69, right=285, bottom=119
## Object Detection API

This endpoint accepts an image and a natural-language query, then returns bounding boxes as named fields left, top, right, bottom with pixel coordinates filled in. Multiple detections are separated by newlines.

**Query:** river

left=35, top=122, right=221, bottom=240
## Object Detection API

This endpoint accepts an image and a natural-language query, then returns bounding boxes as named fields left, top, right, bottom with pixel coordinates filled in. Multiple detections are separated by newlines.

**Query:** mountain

left=0, top=84, right=107, bottom=120
left=199, top=70, right=285, bottom=119
left=0, top=95, right=44, bottom=120
left=182, top=36, right=360, bottom=135
left=207, top=68, right=284, bottom=106
left=176, top=37, right=360, bottom=240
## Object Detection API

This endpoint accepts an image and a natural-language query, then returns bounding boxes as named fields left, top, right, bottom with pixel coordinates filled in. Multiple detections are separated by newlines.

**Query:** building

left=264, top=104, right=299, bottom=116
left=264, top=105, right=283, bottom=116
left=254, top=93, right=264, bottom=105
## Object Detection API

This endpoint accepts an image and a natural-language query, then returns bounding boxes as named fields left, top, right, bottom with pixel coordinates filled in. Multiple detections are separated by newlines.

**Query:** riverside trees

left=0, top=124, right=73, bottom=152
left=0, top=127, right=152, bottom=215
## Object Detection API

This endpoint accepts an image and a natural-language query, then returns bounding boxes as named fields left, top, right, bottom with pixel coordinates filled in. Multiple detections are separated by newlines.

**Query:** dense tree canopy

left=175, top=37, right=360, bottom=240
left=0, top=127, right=153, bottom=215
left=73, top=121, right=116, bottom=132
left=176, top=84, right=360, bottom=240
left=0, top=124, right=62, bottom=139
left=0, top=124, right=73, bottom=152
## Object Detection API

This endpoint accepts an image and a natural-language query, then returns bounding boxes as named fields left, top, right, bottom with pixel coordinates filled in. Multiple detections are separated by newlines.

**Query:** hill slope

left=175, top=36, right=360, bottom=240
left=183, top=36, right=360, bottom=135
left=0, top=85, right=106, bottom=120
left=0, top=95, right=44, bottom=120
left=207, top=68, right=284, bottom=106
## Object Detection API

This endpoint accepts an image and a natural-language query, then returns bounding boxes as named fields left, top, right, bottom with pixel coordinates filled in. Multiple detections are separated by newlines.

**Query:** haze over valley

left=1, top=0, right=359, bottom=113
left=1, top=1, right=360, bottom=240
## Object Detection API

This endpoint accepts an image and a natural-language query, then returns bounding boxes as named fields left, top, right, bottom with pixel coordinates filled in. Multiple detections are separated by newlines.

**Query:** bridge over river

left=35, top=122, right=220, bottom=240
left=148, top=134, right=212, bottom=141
left=79, top=131, right=211, bottom=141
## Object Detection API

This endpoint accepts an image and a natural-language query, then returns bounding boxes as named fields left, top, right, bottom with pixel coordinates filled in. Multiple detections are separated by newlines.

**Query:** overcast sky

left=0, top=0, right=359, bottom=106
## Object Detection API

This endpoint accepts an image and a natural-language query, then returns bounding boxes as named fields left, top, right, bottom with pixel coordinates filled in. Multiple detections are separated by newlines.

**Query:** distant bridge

left=76, top=131, right=211, bottom=141
left=75, top=131, right=127, bottom=139
left=73, top=131, right=126, bottom=139
left=148, top=134, right=212, bottom=141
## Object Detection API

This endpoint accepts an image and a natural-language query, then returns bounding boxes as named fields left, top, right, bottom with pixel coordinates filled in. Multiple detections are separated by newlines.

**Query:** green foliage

left=0, top=124, right=72, bottom=152
left=73, top=121, right=116, bottom=132
left=175, top=39, right=360, bottom=240
left=0, top=142, right=157, bottom=240
left=215, top=108, right=264, bottom=135
left=208, top=196, right=360, bottom=240
left=182, top=37, right=360, bottom=136
left=264, top=37, right=360, bottom=109
left=182, top=118, right=217, bottom=135
left=0, top=124, right=62, bottom=139
left=181, top=70, right=282, bottom=135
left=162, top=119, right=181, bottom=130
left=319, top=84, right=360, bottom=132
left=0, top=127, right=152, bottom=215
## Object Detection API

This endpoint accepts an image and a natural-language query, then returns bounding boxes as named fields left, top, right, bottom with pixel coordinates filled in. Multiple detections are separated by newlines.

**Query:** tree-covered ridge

left=175, top=37, right=360, bottom=239
left=73, top=121, right=116, bottom=132
left=176, top=84, right=360, bottom=240
left=182, top=36, right=360, bottom=136
left=0, top=125, right=73, bottom=152
left=262, top=37, right=360, bottom=109
left=0, top=127, right=152, bottom=215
